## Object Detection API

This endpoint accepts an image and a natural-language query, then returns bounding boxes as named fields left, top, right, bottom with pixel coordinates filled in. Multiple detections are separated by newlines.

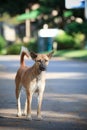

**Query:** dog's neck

left=28, top=63, right=46, bottom=80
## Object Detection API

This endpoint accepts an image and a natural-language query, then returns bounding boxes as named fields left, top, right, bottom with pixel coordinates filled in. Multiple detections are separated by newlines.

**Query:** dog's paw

left=22, top=112, right=27, bottom=116
left=37, top=115, right=43, bottom=121
left=27, top=115, right=32, bottom=121
left=17, top=112, right=22, bottom=117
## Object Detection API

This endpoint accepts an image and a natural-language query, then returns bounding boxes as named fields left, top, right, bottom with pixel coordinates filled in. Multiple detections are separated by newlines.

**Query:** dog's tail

left=20, top=46, right=29, bottom=67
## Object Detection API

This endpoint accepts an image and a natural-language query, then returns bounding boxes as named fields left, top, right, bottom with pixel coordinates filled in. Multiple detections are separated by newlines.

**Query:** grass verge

left=53, top=50, right=87, bottom=60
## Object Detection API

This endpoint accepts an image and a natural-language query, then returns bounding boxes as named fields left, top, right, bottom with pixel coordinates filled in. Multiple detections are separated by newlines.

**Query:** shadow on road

left=0, top=57, right=87, bottom=130
left=0, top=114, right=87, bottom=130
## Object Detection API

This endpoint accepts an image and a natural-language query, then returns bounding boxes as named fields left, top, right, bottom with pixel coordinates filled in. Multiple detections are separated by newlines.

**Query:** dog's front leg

left=37, top=91, right=44, bottom=120
left=27, top=90, right=33, bottom=120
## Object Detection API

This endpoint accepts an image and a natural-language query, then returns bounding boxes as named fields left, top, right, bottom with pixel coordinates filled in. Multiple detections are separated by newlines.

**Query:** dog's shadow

left=0, top=112, right=87, bottom=130
left=0, top=112, right=58, bottom=130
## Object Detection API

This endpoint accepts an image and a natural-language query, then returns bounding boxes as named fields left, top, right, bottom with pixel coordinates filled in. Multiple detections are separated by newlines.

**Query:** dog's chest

left=30, top=76, right=44, bottom=93
left=36, top=77, right=41, bottom=87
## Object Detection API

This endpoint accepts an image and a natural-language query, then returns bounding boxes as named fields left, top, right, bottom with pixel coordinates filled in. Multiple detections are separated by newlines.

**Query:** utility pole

left=25, top=8, right=30, bottom=42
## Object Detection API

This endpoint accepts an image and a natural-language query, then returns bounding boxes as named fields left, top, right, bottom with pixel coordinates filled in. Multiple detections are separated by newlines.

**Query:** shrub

left=7, top=44, right=22, bottom=54
left=65, top=21, right=87, bottom=36
left=73, top=33, right=85, bottom=49
left=0, top=35, right=6, bottom=51
left=26, top=38, right=38, bottom=52
left=6, top=38, right=38, bottom=54
left=65, top=22, right=81, bottom=34
left=54, top=30, right=75, bottom=49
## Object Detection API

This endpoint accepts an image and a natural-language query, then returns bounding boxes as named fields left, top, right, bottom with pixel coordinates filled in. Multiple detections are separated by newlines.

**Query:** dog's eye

left=37, top=60, right=41, bottom=63
left=45, top=60, right=48, bottom=62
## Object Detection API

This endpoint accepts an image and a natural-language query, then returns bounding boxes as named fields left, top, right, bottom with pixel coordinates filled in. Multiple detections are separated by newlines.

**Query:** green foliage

left=81, top=21, right=87, bottom=34
left=63, top=22, right=87, bottom=49
left=73, top=33, right=85, bottom=49
left=63, top=11, right=73, bottom=18
left=0, top=35, right=6, bottom=51
left=54, top=50, right=87, bottom=60
left=0, top=0, right=31, bottom=16
left=7, top=44, right=22, bottom=54
left=54, top=30, right=86, bottom=50
left=26, top=38, right=38, bottom=53
left=6, top=38, right=38, bottom=55
left=0, top=0, right=65, bottom=16
left=65, top=21, right=87, bottom=35
left=65, top=22, right=81, bottom=34
left=54, top=31, right=75, bottom=49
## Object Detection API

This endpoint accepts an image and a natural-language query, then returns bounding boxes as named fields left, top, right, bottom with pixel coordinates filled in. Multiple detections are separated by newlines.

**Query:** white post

left=25, top=9, right=30, bottom=41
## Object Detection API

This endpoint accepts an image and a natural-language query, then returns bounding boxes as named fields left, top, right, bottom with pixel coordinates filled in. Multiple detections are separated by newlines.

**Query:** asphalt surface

left=0, top=55, right=87, bottom=130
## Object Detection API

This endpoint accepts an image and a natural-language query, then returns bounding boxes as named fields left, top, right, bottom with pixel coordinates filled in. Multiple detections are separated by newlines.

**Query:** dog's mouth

left=40, top=67, right=46, bottom=71
left=39, top=64, right=46, bottom=71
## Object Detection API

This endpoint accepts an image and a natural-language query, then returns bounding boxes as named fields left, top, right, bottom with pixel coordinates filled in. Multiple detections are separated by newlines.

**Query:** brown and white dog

left=15, top=47, right=53, bottom=120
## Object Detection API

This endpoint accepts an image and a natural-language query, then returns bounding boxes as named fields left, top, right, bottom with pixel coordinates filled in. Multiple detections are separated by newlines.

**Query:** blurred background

left=0, top=0, right=87, bottom=60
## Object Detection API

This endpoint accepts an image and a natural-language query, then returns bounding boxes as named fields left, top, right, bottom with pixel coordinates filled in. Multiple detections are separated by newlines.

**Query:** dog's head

left=30, top=51, right=54, bottom=71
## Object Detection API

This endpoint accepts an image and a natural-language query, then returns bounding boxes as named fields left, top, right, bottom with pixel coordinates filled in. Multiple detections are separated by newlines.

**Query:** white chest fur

left=30, top=72, right=46, bottom=93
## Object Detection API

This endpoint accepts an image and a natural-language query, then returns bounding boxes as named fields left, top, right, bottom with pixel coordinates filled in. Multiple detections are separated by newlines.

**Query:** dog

left=15, top=47, right=53, bottom=120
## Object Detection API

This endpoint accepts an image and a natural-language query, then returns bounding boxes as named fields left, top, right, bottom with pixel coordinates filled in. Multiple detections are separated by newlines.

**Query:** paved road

left=0, top=55, right=87, bottom=130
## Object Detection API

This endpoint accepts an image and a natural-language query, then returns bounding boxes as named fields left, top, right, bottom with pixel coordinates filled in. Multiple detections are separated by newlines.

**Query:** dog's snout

left=39, top=61, right=46, bottom=71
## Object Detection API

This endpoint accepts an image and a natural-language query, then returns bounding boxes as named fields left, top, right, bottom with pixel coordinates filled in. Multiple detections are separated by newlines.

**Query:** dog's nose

left=39, top=62, right=46, bottom=71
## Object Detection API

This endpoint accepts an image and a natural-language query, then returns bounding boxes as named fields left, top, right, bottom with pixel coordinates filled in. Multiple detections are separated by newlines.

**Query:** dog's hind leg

left=26, top=90, right=33, bottom=120
left=15, top=83, right=22, bottom=117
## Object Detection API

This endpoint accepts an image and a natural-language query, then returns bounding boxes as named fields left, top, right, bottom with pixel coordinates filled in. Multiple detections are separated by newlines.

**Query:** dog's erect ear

left=30, top=51, right=37, bottom=60
left=47, top=51, right=54, bottom=59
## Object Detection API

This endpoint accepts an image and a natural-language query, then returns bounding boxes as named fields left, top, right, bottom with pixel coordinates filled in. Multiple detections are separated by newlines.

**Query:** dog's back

left=15, top=47, right=29, bottom=99
left=15, top=66, right=28, bottom=86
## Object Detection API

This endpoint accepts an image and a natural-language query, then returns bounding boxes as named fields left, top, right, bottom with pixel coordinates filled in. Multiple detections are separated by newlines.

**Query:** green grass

left=0, top=49, right=7, bottom=55
left=53, top=50, right=87, bottom=60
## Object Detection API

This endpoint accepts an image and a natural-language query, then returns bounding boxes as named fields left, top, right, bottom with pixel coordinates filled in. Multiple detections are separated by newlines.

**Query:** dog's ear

left=30, top=51, right=37, bottom=60
left=47, top=51, right=54, bottom=59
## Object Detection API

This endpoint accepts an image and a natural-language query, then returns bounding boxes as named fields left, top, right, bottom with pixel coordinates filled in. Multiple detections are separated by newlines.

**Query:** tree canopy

left=0, top=0, right=65, bottom=16
left=0, top=0, right=85, bottom=34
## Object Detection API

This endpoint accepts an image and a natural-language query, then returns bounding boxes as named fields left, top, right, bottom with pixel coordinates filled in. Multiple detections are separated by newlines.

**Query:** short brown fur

left=15, top=50, right=53, bottom=120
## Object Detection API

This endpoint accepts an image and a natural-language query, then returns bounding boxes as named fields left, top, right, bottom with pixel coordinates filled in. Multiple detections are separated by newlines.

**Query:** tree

left=0, top=0, right=65, bottom=16
left=0, top=0, right=39, bottom=16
